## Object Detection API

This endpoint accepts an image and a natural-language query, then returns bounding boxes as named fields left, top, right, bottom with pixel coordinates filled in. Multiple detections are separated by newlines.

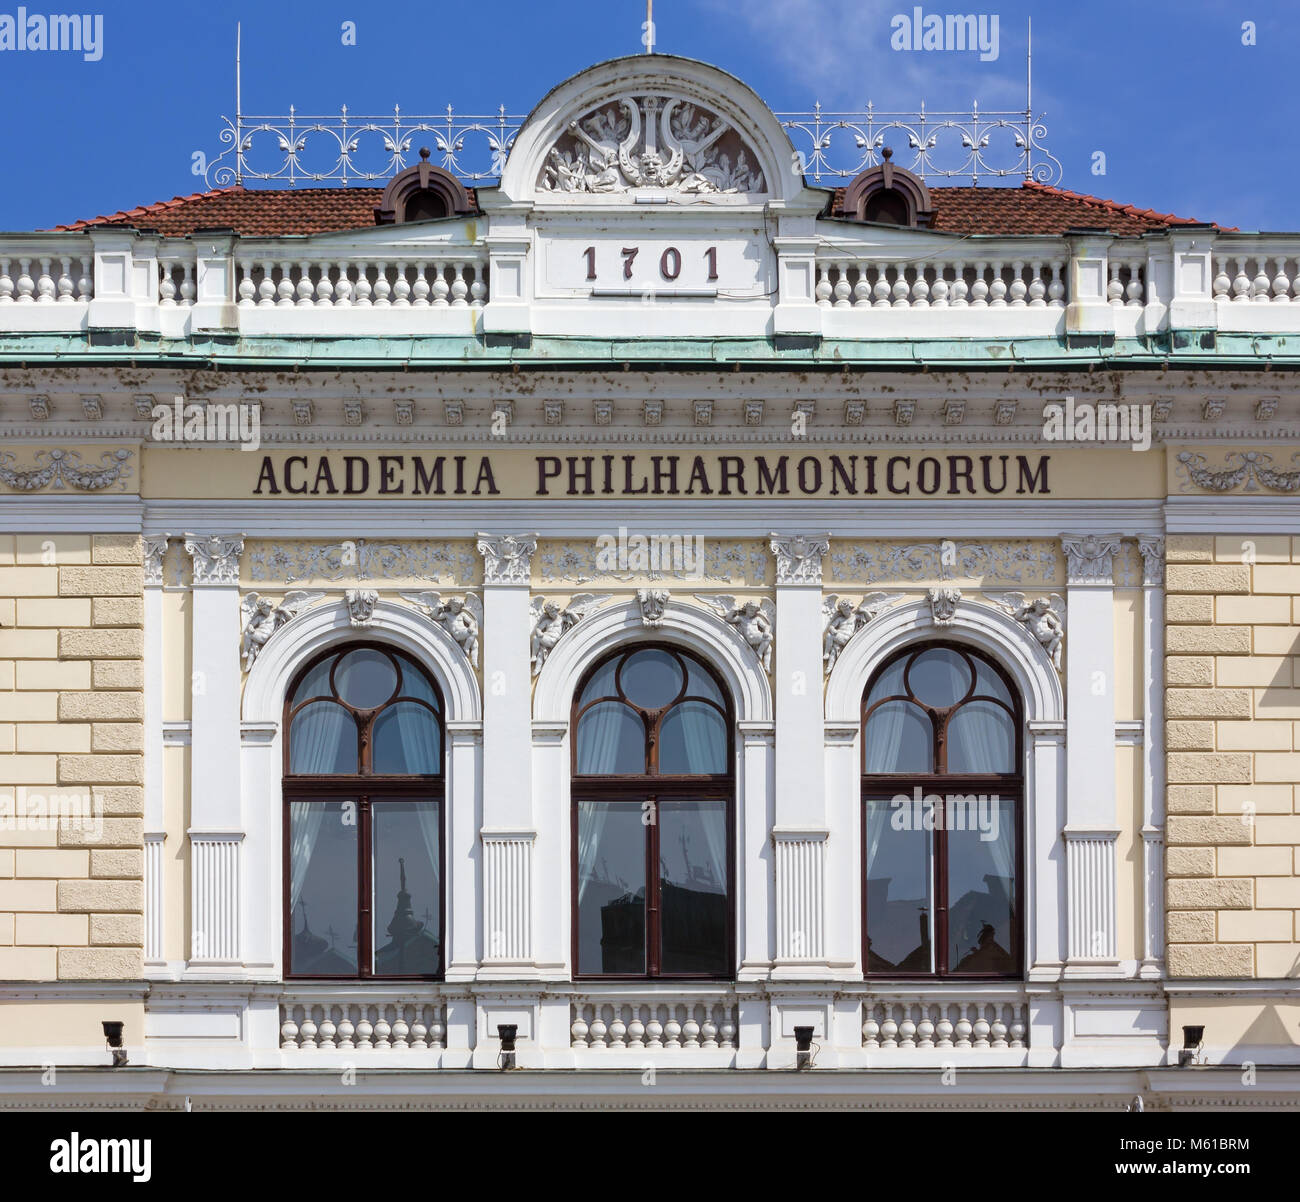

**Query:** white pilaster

left=1060, top=533, right=1122, bottom=975
left=736, top=721, right=775, bottom=981
left=770, top=533, right=831, bottom=977
left=445, top=721, right=483, bottom=982
left=184, top=533, right=245, bottom=970
left=142, top=533, right=169, bottom=971
left=1138, top=536, right=1166, bottom=979
left=476, top=533, right=539, bottom=978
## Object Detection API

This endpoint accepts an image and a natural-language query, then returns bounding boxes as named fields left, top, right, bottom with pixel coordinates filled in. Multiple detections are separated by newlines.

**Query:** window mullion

left=359, top=794, right=372, bottom=979
left=647, top=793, right=660, bottom=977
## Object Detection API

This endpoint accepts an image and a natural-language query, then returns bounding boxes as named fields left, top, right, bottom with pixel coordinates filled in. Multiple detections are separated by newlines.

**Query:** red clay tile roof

left=55, top=180, right=1216, bottom=238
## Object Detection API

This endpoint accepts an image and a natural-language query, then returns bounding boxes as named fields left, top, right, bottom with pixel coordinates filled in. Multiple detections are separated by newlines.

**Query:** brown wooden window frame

left=281, top=642, right=445, bottom=982
left=570, top=645, right=736, bottom=982
left=860, top=640, right=1025, bottom=981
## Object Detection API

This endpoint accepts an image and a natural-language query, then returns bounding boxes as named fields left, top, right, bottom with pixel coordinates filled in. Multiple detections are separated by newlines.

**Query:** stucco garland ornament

left=636, top=588, right=670, bottom=628
left=695, top=595, right=775, bottom=672
left=927, top=587, right=962, bottom=625
left=821, top=592, right=904, bottom=673
left=1176, top=450, right=1300, bottom=494
left=401, top=591, right=484, bottom=667
left=983, top=592, right=1066, bottom=669
left=239, top=591, right=325, bottom=671
left=529, top=593, right=612, bottom=676
left=345, top=589, right=379, bottom=628
left=0, top=447, right=132, bottom=492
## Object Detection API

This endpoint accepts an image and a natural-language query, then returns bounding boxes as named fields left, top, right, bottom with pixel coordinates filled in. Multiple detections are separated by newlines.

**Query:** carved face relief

left=539, top=95, right=766, bottom=196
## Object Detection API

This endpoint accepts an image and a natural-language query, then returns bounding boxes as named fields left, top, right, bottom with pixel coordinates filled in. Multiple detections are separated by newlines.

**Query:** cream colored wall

left=0, top=534, right=144, bottom=982
left=1165, top=534, right=1300, bottom=979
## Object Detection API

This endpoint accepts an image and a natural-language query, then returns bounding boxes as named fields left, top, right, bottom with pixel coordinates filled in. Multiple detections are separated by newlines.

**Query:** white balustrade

left=0, top=252, right=93, bottom=305
left=570, top=996, right=739, bottom=1050
left=280, top=998, right=447, bottom=1051
left=861, top=997, right=1029, bottom=1049
left=233, top=259, right=489, bottom=309
left=158, top=257, right=196, bottom=307
left=1213, top=254, right=1300, bottom=304
left=815, top=259, right=1067, bottom=310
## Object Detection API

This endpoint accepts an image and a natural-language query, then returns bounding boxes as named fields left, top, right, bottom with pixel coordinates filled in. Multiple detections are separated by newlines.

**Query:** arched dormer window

left=843, top=147, right=933, bottom=228
left=571, top=646, right=733, bottom=979
left=375, top=148, right=474, bottom=225
left=283, top=644, right=444, bottom=979
left=861, top=643, right=1022, bottom=978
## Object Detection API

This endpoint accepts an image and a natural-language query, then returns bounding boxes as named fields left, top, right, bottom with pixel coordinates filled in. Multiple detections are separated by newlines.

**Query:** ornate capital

left=143, top=534, right=170, bottom=586
left=477, top=532, right=537, bottom=586
left=769, top=532, right=830, bottom=586
left=1137, top=536, right=1165, bottom=587
left=1061, top=533, right=1123, bottom=585
left=184, top=533, right=244, bottom=586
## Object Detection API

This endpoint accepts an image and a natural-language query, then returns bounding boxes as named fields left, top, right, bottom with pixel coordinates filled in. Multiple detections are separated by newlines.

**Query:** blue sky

left=0, top=0, right=1293, bottom=231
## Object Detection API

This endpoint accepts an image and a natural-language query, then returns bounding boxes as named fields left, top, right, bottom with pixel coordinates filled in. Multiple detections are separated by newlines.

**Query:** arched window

left=283, top=644, right=444, bottom=979
left=861, top=643, right=1022, bottom=979
left=571, top=645, right=733, bottom=979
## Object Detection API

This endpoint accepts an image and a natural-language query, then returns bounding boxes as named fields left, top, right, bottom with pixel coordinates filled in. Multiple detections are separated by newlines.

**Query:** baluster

left=988, top=261, right=1008, bottom=307
left=627, top=1006, right=646, bottom=1049
left=891, top=264, right=911, bottom=308
left=832, top=260, right=852, bottom=307
left=334, top=261, right=353, bottom=307
left=700, top=1006, right=719, bottom=1049
left=1251, top=257, right=1271, bottom=302
left=1027, top=261, right=1046, bottom=307
left=257, top=260, right=276, bottom=307
left=1009, top=1009, right=1027, bottom=1049
left=871, top=261, right=891, bottom=307
left=180, top=262, right=197, bottom=306
left=0, top=258, right=12, bottom=304
left=814, top=262, right=833, bottom=307
left=916, top=1003, right=936, bottom=1048
left=1211, top=257, right=1231, bottom=301
left=1126, top=259, right=1144, bottom=307
left=588, top=1010, right=608, bottom=1049
left=853, top=260, right=871, bottom=306
left=935, top=1004, right=954, bottom=1048
left=663, top=1010, right=682, bottom=1049
left=280, top=1010, right=300, bottom=1049
left=470, top=265, right=487, bottom=307
left=353, top=262, right=373, bottom=306
left=1271, top=258, right=1291, bottom=302
left=237, top=259, right=256, bottom=307
left=315, top=262, right=335, bottom=306
left=930, top=262, right=950, bottom=308
left=409, top=1005, right=429, bottom=1049
left=431, top=262, right=450, bottom=307
left=861, top=1004, right=881, bottom=1048
left=390, top=1004, right=410, bottom=1049
left=294, top=260, right=314, bottom=306
left=373, top=260, right=392, bottom=307
left=451, top=261, right=470, bottom=307
left=969, top=261, right=989, bottom=307
left=276, top=261, right=296, bottom=306
left=990, top=1005, right=1008, bottom=1049
left=1049, top=261, right=1066, bottom=307
left=1107, top=260, right=1125, bottom=306
left=1230, top=257, right=1250, bottom=302
left=950, top=260, right=969, bottom=307
left=76, top=257, right=93, bottom=301
left=682, top=1008, right=701, bottom=1049
left=972, top=1005, right=991, bottom=1049
left=373, top=1006, right=393, bottom=1050
left=411, top=262, right=431, bottom=306
left=645, top=1008, right=664, bottom=1049
left=392, top=261, right=412, bottom=307
left=911, top=266, right=930, bottom=308
left=1009, top=259, right=1028, bottom=307
left=298, top=1007, right=318, bottom=1050
left=898, top=1000, right=917, bottom=1048
left=954, top=1005, right=973, bottom=1048
left=429, top=1010, right=446, bottom=1049
left=34, top=257, right=55, bottom=303
left=719, top=1010, right=736, bottom=1049
left=879, top=1004, right=899, bottom=1048
left=354, top=1010, right=374, bottom=1049
left=336, top=1006, right=356, bottom=1050
left=158, top=259, right=176, bottom=306
left=608, top=1008, right=628, bottom=1049
left=318, top=1008, right=337, bottom=1050
left=14, top=258, right=35, bottom=303
left=55, top=257, right=74, bottom=302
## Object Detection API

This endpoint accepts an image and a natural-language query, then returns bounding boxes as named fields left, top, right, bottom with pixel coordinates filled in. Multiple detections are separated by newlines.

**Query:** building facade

left=0, top=54, right=1297, bottom=1110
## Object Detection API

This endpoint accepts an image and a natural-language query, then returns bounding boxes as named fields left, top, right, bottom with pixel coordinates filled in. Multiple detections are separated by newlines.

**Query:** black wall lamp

left=497, top=1024, right=518, bottom=1071
left=102, top=1020, right=128, bottom=1068
left=793, top=1026, right=815, bottom=1071
left=1179, top=1025, right=1204, bottom=1067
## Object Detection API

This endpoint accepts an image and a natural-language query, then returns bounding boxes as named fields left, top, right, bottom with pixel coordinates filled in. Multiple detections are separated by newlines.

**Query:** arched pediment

left=498, top=55, right=800, bottom=204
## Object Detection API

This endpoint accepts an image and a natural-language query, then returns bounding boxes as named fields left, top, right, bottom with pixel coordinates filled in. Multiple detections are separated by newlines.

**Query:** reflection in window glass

left=576, top=802, right=646, bottom=975
left=288, top=800, right=358, bottom=975
left=659, top=702, right=727, bottom=774
left=659, top=801, right=728, bottom=975
left=864, top=701, right=932, bottom=773
left=575, top=702, right=645, bottom=774
left=289, top=702, right=357, bottom=774
left=947, top=799, right=1016, bottom=974
left=685, top=659, right=724, bottom=706
left=372, top=801, right=441, bottom=976
left=372, top=702, right=440, bottom=774
left=864, top=799, right=933, bottom=973
left=394, top=653, right=440, bottom=708
left=619, top=648, right=684, bottom=709
left=947, top=702, right=1015, bottom=773
left=972, top=657, right=1012, bottom=706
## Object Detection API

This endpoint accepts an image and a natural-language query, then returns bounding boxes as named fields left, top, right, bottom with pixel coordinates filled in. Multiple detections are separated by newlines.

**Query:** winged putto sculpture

left=239, top=591, right=325, bottom=671
left=529, top=593, right=612, bottom=675
left=821, top=592, right=904, bottom=673
left=401, top=591, right=485, bottom=667
left=694, top=595, right=776, bottom=672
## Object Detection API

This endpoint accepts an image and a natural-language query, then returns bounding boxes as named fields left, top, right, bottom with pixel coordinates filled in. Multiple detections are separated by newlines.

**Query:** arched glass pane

left=289, top=701, right=358, bottom=774
left=372, top=702, right=440, bottom=774
left=659, top=702, right=727, bottom=774
left=907, top=647, right=972, bottom=708
left=948, top=799, right=1016, bottom=973
left=972, top=657, right=1013, bottom=706
left=685, top=658, right=725, bottom=706
left=334, top=648, right=398, bottom=709
left=946, top=702, right=1016, bottom=773
left=394, top=653, right=440, bottom=709
left=288, top=799, right=359, bottom=974
left=579, top=657, right=620, bottom=707
left=576, top=702, right=646, bottom=773
left=292, top=657, right=334, bottom=705
left=864, top=701, right=932, bottom=773
left=372, top=800, right=441, bottom=975
left=866, top=655, right=908, bottom=706
left=659, top=799, right=729, bottom=975
left=619, top=648, right=683, bottom=709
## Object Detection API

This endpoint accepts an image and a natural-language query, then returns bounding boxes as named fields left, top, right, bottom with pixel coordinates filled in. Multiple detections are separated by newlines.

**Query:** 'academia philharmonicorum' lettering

left=252, top=451, right=1051, bottom=498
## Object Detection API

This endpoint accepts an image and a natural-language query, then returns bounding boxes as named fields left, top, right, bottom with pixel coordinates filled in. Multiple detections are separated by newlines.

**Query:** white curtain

left=289, top=801, right=324, bottom=910
left=291, top=702, right=354, bottom=774
left=863, top=701, right=914, bottom=773
left=576, top=701, right=638, bottom=773
left=666, top=702, right=724, bottom=774
left=414, top=802, right=441, bottom=941
left=576, top=800, right=610, bottom=904
left=947, top=702, right=1014, bottom=773
left=389, top=701, right=438, bottom=774
left=693, top=800, right=728, bottom=894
